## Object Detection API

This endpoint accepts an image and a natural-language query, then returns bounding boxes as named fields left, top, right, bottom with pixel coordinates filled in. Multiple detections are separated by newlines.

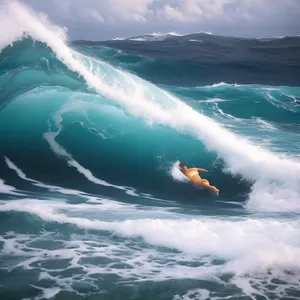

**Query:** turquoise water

left=0, top=2, right=300, bottom=300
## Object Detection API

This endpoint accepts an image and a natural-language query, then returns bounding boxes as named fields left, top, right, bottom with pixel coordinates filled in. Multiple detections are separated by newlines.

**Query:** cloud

left=156, top=0, right=298, bottom=24
left=85, top=8, right=105, bottom=23
left=159, top=0, right=227, bottom=22
left=22, top=0, right=300, bottom=39
left=106, top=0, right=153, bottom=22
left=59, top=0, right=154, bottom=23
left=160, top=5, right=185, bottom=22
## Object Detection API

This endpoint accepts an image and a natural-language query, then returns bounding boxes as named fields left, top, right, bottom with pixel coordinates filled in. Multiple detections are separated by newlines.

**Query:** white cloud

left=85, top=8, right=104, bottom=23
left=160, top=5, right=185, bottom=22
left=156, top=0, right=271, bottom=23
left=23, top=0, right=300, bottom=38
left=48, top=0, right=299, bottom=25
left=77, top=0, right=154, bottom=23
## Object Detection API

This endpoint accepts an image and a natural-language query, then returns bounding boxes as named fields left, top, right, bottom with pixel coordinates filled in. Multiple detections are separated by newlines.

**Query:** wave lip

left=108, top=31, right=300, bottom=44
left=127, top=32, right=183, bottom=42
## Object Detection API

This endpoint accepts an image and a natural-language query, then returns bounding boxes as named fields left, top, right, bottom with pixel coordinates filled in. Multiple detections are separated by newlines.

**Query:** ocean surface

left=1, top=2, right=300, bottom=300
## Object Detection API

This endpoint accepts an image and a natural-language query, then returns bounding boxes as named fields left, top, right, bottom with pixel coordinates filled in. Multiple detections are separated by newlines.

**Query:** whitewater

left=0, top=1, right=300, bottom=300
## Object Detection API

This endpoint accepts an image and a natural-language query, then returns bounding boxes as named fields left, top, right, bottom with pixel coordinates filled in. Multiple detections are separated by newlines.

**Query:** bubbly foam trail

left=0, top=199, right=300, bottom=277
left=151, top=31, right=183, bottom=37
left=189, top=39, right=203, bottom=43
left=174, top=289, right=210, bottom=300
left=1, top=230, right=298, bottom=300
left=44, top=128, right=133, bottom=193
left=1, top=229, right=298, bottom=300
left=30, top=286, right=60, bottom=300
left=0, top=178, right=23, bottom=196
left=5, top=156, right=92, bottom=197
left=5, top=155, right=169, bottom=204
left=1, top=1, right=300, bottom=211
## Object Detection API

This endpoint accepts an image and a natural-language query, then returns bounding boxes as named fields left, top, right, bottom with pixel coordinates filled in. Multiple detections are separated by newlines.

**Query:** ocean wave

left=1, top=198, right=300, bottom=275
left=1, top=3, right=300, bottom=299
left=1, top=1, right=300, bottom=211
left=189, top=39, right=203, bottom=43
left=1, top=202, right=298, bottom=299
left=129, top=38, right=147, bottom=42
left=129, top=32, right=183, bottom=42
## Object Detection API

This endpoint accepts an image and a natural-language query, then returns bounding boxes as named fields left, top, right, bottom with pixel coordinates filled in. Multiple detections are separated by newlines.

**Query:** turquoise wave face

left=1, top=38, right=300, bottom=205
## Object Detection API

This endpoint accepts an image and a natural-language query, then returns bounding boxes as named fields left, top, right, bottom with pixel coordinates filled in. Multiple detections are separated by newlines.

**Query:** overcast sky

left=23, top=0, right=300, bottom=40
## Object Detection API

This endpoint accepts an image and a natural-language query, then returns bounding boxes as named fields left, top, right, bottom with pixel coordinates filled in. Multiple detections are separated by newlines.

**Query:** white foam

left=0, top=178, right=23, bottom=196
left=0, top=1, right=67, bottom=53
left=4, top=157, right=177, bottom=217
left=1, top=199, right=300, bottom=277
left=5, top=154, right=164, bottom=204
left=255, top=118, right=277, bottom=131
left=151, top=31, right=183, bottom=37
left=5, top=156, right=89, bottom=197
left=0, top=230, right=221, bottom=292
left=247, top=180, right=300, bottom=212
left=129, top=38, right=146, bottom=42
left=1, top=200, right=299, bottom=299
left=212, top=102, right=239, bottom=120
left=174, top=289, right=210, bottom=300
left=128, top=32, right=183, bottom=42
left=189, top=39, right=203, bottom=43
left=1, top=1, right=300, bottom=211
left=0, top=178, right=16, bottom=195
left=30, top=286, right=60, bottom=300
left=5, top=155, right=145, bottom=207
left=205, top=82, right=228, bottom=88
left=113, top=32, right=211, bottom=42
left=201, top=98, right=226, bottom=103
left=112, top=37, right=125, bottom=41
left=170, top=161, right=189, bottom=183
left=201, top=82, right=243, bottom=88
left=5, top=157, right=34, bottom=182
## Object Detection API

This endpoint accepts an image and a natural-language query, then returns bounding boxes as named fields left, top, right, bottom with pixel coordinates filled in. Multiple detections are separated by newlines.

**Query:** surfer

left=179, top=162, right=219, bottom=195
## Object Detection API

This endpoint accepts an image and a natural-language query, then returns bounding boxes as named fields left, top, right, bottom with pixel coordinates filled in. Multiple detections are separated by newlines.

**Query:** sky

left=23, top=0, right=300, bottom=40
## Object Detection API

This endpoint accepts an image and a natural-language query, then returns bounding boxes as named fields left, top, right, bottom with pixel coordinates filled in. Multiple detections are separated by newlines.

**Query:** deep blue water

left=1, top=5, right=300, bottom=300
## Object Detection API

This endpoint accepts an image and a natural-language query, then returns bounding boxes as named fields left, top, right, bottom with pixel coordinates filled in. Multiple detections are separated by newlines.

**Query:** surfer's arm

left=196, top=168, right=208, bottom=172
